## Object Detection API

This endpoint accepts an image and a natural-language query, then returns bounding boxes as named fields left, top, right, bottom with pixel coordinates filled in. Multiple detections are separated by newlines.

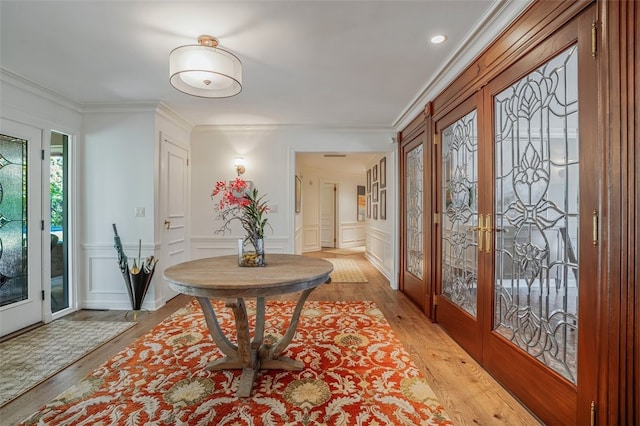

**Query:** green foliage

left=50, top=156, right=64, bottom=227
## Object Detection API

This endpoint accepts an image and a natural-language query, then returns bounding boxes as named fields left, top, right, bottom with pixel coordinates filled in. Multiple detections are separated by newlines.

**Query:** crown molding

left=81, top=102, right=161, bottom=114
left=156, top=102, right=194, bottom=132
left=191, top=123, right=395, bottom=134
left=393, top=0, right=534, bottom=130
left=0, top=67, right=82, bottom=113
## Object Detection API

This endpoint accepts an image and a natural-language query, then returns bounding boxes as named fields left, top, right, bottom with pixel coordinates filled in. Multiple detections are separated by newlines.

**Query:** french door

left=400, top=124, right=429, bottom=312
left=436, top=7, right=598, bottom=424
left=435, top=94, right=484, bottom=361
left=0, top=119, right=43, bottom=336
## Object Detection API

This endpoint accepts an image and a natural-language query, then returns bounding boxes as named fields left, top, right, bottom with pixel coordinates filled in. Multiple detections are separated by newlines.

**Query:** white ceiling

left=0, top=0, right=529, bottom=129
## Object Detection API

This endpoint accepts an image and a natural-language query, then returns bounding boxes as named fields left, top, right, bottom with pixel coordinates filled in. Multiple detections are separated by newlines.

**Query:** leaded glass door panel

left=400, top=129, right=428, bottom=310
left=441, top=109, right=479, bottom=317
left=0, top=119, right=43, bottom=337
left=493, top=44, right=579, bottom=383
left=406, top=144, right=423, bottom=281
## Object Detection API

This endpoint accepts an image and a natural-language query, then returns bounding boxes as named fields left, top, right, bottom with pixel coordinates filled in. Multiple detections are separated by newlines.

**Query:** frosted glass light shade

left=169, top=39, right=242, bottom=98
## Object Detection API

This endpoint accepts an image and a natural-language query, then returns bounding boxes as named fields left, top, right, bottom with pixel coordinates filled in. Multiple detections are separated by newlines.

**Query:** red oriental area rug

left=21, top=300, right=452, bottom=425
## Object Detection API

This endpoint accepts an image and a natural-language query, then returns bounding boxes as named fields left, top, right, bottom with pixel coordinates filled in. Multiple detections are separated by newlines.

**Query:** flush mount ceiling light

left=169, top=35, right=242, bottom=98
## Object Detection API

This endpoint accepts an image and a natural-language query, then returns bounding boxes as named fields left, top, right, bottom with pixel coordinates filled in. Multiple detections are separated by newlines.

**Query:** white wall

left=0, top=86, right=193, bottom=312
left=80, top=106, right=158, bottom=310
left=189, top=126, right=396, bottom=275
left=80, top=104, right=192, bottom=311
left=1, top=70, right=399, bottom=311
left=364, top=152, right=397, bottom=287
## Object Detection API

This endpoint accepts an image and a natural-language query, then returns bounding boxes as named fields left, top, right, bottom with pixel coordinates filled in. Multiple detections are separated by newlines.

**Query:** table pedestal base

left=206, top=356, right=304, bottom=398
left=196, top=287, right=315, bottom=398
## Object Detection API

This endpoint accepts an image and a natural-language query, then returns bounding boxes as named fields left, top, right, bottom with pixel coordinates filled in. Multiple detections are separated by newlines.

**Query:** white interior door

left=0, top=119, right=43, bottom=337
left=160, top=134, right=189, bottom=301
left=320, top=182, right=336, bottom=248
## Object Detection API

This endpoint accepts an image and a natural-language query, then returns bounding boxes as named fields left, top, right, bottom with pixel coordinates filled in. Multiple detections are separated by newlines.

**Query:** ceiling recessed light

left=430, top=35, right=447, bottom=44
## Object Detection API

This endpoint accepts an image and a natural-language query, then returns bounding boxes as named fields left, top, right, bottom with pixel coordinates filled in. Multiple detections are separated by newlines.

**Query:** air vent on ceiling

left=324, top=154, right=347, bottom=158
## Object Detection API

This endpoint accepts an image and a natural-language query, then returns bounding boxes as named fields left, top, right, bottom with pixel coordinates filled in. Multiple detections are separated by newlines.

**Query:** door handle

left=592, top=209, right=598, bottom=245
left=164, top=220, right=171, bottom=230
left=472, top=214, right=485, bottom=252
left=483, top=215, right=506, bottom=253
left=485, top=215, right=491, bottom=252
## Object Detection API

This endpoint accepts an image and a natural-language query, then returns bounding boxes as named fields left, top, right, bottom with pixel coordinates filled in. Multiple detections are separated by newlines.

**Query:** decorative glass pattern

left=441, top=110, right=478, bottom=317
left=406, top=145, right=423, bottom=279
left=0, top=133, right=29, bottom=307
left=493, top=45, right=579, bottom=383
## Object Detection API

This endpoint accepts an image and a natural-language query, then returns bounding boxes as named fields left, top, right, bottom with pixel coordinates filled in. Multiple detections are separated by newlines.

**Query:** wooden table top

left=163, top=254, right=333, bottom=298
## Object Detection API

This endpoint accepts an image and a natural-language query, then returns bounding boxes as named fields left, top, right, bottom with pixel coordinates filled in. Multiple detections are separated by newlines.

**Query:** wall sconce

left=234, top=157, right=246, bottom=176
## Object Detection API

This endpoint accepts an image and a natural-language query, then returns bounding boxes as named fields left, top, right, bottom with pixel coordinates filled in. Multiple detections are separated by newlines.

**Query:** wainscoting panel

left=87, top=256, right=125, bottom=294
left=365, top=228, right=394, bottom=287
left=81, top=243, right=161, bottom=311
left=303, top=225, right=320, bottom=253
left=339, top=222, right=366, bottom=248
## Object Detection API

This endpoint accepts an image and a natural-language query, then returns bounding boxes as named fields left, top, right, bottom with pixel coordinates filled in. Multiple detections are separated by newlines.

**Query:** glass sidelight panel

left=441, top=110, right=479, bottom=316
left=406, top=145, right=423, bottom=279
left=493, top=45, right=579, bottom=383
left=0, top=134, right=28, bottom=307
left=50, top=132, right=69, bottom=313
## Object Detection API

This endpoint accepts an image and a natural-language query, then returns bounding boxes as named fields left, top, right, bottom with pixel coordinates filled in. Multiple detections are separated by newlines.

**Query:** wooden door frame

left=478, top=8, right=599, bottom=424
left=398, top=113, right=433, bottom=315
left=597, top=1, right=639, bottom=424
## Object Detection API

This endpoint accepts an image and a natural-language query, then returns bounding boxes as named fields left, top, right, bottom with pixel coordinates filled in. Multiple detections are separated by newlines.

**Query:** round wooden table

left=163, top=254, right=333, bottom=398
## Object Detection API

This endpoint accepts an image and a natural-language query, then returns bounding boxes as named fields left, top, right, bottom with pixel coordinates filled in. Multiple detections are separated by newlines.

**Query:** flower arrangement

left=211, top=178, right=270, bottom=265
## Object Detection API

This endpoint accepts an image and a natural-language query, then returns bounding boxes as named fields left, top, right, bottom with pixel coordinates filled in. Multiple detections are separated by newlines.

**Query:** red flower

left=211, top=178, right=271, bottom=253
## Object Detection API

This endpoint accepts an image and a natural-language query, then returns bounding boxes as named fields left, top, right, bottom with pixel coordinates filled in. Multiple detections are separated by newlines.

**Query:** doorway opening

left=320, top=181, right=337, bottom=248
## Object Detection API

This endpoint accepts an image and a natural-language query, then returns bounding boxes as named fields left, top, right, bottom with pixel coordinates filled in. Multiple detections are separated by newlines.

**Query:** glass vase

left=238, top=238, right=265, bottom=267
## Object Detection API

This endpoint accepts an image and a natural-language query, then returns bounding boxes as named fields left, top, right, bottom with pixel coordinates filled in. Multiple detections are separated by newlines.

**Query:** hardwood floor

left=0, top=251, right=540, bottom=425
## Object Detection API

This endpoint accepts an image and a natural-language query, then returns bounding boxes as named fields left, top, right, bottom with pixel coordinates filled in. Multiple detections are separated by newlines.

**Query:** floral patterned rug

left=21, top=300, right=451, bottom=425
